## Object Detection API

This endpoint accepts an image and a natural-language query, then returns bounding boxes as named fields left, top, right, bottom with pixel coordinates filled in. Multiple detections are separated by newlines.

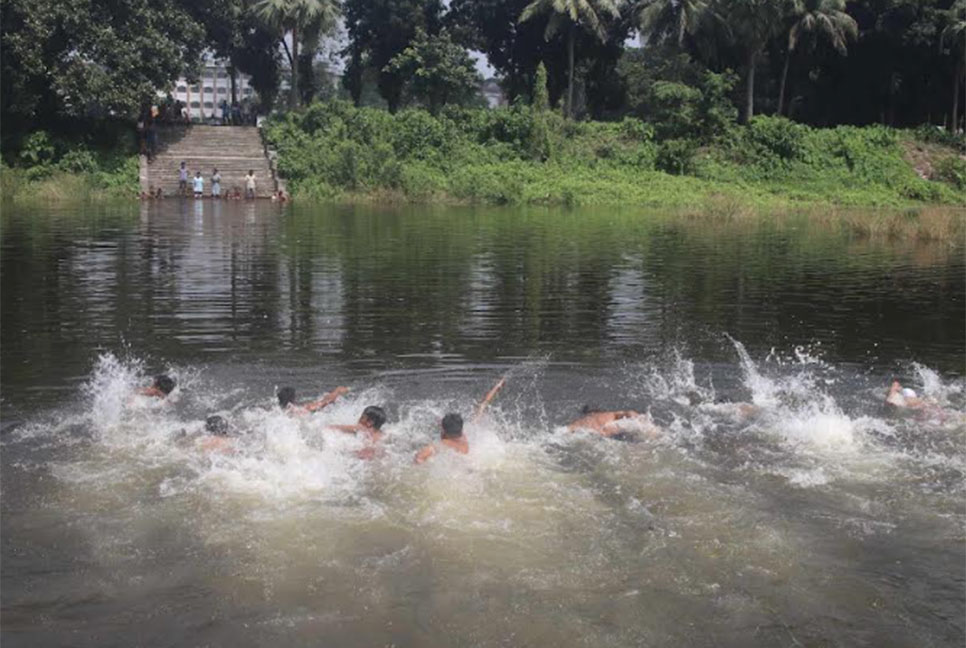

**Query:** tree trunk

left=744, top=49, right=756, bottom=123
left=281, top=36, right=296, bottom=108
left=953, top=61, right=962, bottom=134
left=229, top=65, right=238, bottom=105
left=566, top=22, right=575, bottom=119
left=777, top=50, right=791, bottom=116
left=290, top=27, right=300, bottom=109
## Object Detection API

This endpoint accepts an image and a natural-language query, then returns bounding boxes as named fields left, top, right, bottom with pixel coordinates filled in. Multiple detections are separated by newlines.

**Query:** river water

left=2, top=200, right=963, bottom=647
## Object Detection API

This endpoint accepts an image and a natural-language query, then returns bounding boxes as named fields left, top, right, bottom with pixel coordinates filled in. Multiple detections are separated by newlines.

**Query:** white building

left=168, top=54, right=257, bottom=122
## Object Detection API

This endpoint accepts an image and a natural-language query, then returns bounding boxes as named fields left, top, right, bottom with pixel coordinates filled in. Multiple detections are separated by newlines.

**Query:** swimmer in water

left=885, top=380, right=928, bottom=410
left=278, top=385, right=349, bottom=415
left=199, top=415, right=233, bottom=453
left=685, top=391, right=760, bottom=420
left=327, top=405, right=389, bottom=458
left=567, top=405, right=661, bottom=439
left=415, top=377, right=506, bottom=464
left=138, top=374, right=176, bottom=399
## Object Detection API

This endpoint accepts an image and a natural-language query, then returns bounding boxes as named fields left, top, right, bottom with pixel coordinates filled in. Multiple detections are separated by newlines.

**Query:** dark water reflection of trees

left=2, top=202, right=962, bottom=410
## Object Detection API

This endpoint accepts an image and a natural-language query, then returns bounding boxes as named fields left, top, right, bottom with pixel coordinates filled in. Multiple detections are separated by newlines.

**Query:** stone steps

left=143, top=125, right=277, bottom=197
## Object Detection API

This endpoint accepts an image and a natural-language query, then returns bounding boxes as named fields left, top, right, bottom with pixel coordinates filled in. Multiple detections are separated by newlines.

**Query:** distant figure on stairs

left=179, top=161, right=188, bottom=196
left=193, top=171, right=204, bottom=198
left=211, top=168, right=222, bottom=199
left=245, top=170, right=256, bottom=200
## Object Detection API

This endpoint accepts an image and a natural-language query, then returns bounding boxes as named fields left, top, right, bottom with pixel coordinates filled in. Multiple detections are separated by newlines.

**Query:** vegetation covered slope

left=265, top=101, right=965, bottom=208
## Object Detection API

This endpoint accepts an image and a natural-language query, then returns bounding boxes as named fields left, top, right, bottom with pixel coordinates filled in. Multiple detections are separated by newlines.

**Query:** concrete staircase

left=142, top=126, right=277, bottom=198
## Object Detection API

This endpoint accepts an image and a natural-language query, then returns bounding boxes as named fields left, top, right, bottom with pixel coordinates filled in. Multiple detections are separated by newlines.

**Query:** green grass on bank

left=265, top=101, right=965, bottom=210
left=1, top=127, right=139, bottom=204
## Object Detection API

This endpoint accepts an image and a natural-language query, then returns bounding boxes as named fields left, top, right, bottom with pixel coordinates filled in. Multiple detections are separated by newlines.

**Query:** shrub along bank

left=1, top=124, right=139, bottom=204
left=264, top=101, right=965, bottom=209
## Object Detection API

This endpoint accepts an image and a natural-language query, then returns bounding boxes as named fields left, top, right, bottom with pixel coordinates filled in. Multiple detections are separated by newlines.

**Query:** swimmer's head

left=205, top=415, right=229, bottom=436
left=581, top=405, right=602, bottom=415
left=901, top=388, right=917, bottom=399
left=153, top=374, right=176, bottom=395
left=360, top=405, right=387, bottom=430
left=277, top=387, right=296, bottom=408
left=441, top=413, right=464, bottom=439
left=686, top=391, right=703, bottom=406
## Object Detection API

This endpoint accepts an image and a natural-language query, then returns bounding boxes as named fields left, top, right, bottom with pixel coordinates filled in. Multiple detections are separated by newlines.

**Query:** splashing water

left=4, top=347, right=964, bottom=648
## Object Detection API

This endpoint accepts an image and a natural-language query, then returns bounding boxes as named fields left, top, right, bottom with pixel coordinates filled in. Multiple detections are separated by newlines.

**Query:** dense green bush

left=742, top=116, right=810, bottom=165
left=262, top=100, right=964, bottom=208
left=932, top=156, right=966, bottom=189
left=656, top=139, right=697, bottom=175
left=2, top=123, right=138, bottom=202
left=913, top=124, right=966, bottom=151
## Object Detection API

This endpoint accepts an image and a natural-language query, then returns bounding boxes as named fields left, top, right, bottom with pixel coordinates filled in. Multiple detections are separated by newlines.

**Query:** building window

left=217, top=71, right=227, bottom=79
left=203, top=101, right=213, bottom=109
left=190, top=101, right=200, bottom=108
left=177, top=85, right=187, bottom=93
left=244, top=88, right=254, bottom=96
left=190, top=85, right=199, bottom=92
left=217, top=88, right=227, bottom=94
left=203, top=86, right=213, bottom=94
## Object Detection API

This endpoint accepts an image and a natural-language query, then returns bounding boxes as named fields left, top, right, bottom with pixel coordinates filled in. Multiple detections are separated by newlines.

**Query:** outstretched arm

left=414, top=444, right=437, bottom=464
left=327, top=424, right=361, bottom=434
left=305, top=386, right=349, bottom=412
left=472, top=376, right=507, bottom=423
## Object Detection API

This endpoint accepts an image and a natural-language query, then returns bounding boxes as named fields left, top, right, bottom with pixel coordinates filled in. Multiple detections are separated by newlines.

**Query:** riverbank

left=1, top=127, right=138, bottom=204
left=264, top=101, right=965, bottom=210
left=4, top=104, right=963, bottom=212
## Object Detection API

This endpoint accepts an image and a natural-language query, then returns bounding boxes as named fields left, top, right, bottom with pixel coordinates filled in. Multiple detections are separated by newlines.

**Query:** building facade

left=168, top=55, right=257, bottom=122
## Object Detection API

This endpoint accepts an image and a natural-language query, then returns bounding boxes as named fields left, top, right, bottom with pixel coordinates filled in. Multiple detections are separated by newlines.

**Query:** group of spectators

left=136, top=95, right=260, bottom=159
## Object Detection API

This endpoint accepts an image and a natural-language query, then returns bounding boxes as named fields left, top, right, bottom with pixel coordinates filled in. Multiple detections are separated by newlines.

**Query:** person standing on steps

left=211, top=168, right=222, bottom=199
left=193, top=171, right=204, bottom=198
left=178, top=161, right=188, bottom=196
left=245, top=170, right=256, bottom=200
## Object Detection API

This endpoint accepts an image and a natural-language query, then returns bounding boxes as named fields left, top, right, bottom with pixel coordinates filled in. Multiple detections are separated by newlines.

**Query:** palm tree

left=776, top=0, right=856, bottom=116
left=719, top=0, right=785, bottom=122
left=631, top=0, right=712, bottom=46
left=254, top=0, right=336, bottom=109
left=941, top=0, right=966, bottom=132
left=519, top=0, right=622, bottom=118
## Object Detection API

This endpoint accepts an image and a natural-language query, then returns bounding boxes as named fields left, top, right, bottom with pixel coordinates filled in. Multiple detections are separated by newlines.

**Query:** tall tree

left=519, top=0, right=622, bottom=118
left=631, top=0, right=713, bottom=45
left=449, top=0, right=562, bottom=103
left=343, top=0, right=445, bottom=111
left=717, top=0, right=787, bottom=121
left=776, top=0, right=857, bottom=115
left=940, top=0, right=966, bottom=131
left=1, top=0, right=205, bottom=126
left=254, top=0, right=337, bottom=109
left=385, top=29, right=483, bottom=113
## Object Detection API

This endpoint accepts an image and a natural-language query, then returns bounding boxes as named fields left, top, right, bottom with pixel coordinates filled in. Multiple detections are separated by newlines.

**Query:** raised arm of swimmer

left=303, top=386, right=349, bottom=412
left=472, top=376, right=507, bottom=423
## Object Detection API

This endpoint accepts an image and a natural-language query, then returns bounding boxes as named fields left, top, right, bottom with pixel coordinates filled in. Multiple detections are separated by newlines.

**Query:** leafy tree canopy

left=386, top=29, right=483, bottom=113
left=1, top=0, right=205, bottom=124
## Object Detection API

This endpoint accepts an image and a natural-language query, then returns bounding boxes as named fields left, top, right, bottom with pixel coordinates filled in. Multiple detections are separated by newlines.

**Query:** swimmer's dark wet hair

left=278, top=387, right=296, bottom=408
left=361, top=405, right=387, bottom=430
left=581, top=405, right=602, bottom=415
left=441, top=413, right=464, bottom=439
left=154, top=375, right=176, bottom=395
left=205, top=415, right=229, bottom=436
